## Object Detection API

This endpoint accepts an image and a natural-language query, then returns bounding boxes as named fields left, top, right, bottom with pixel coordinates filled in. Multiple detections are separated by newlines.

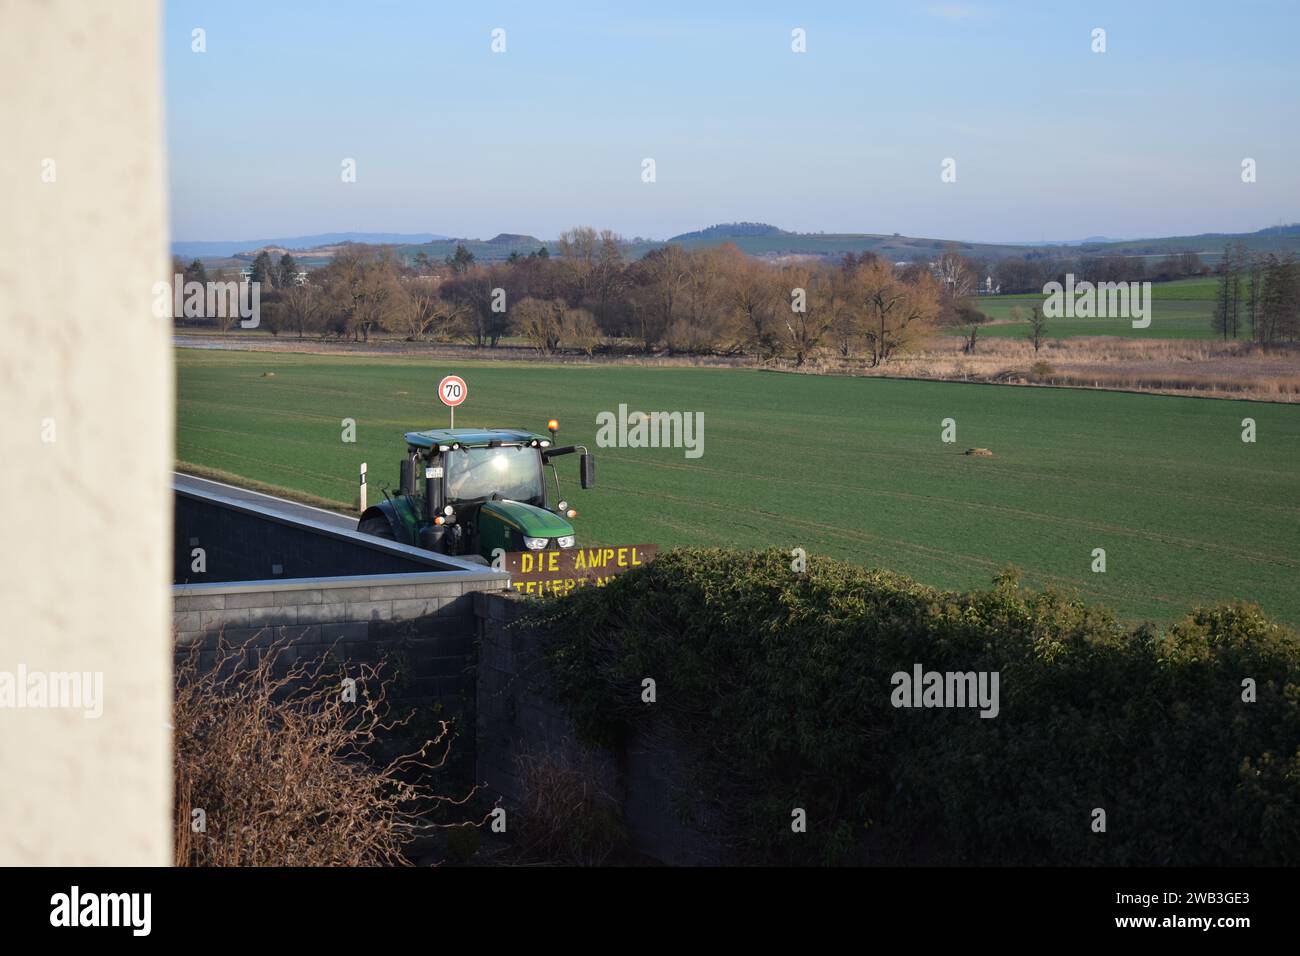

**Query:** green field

left=177, top=349, right=1300, bottom=626
left=959, top=276, right=1220, bottom=339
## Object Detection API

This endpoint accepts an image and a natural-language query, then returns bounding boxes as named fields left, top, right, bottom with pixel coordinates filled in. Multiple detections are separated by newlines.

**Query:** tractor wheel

left=357, top=516, right=396, bottom=540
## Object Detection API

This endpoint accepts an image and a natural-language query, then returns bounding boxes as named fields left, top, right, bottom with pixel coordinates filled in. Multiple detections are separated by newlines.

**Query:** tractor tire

left=357, top=516, right=396, bottom=540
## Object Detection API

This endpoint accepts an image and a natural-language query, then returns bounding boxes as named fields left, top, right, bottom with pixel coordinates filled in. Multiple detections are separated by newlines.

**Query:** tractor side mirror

left=399, top=458, right=415, bottom=497
left=580, top=453, right=596, bottom=489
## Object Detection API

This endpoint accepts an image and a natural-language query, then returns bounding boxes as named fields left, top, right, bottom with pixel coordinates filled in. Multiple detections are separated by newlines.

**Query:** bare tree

left=672, top=246, right=729, bottom=353
left=933, top=249, right=984, bottom=355
left=280, top=282, right=322, bottom=339
left=1246, top=253, right=1265, bottom=340
left=513, top=297, right=566, bottom=353
left=587, top=230, right=627, bottom=332
left=320, top=249, right=403, bottom=343
left=935, top=248, right=978, bottom=300
left=851, top=259, right=940, bottom=367
left=555, top=226, right=599, bottom=308
left=565, top=307, right=602, bottom=355
left=1027, top=305, right=1048, bottom=352
left=777, top=264, right=837, bottom=367
left=510, top=297, right=600, bottom=355
left=1257, top=254, right=1299, bottom=343
left=399, top=277, right=467, bottom=341
left=723, top=251, right=780, bottom=360
left=1212, top=242, right=1245, bottom=340
left=627, top=245, right=689, bottom=352
left=826, top=260, right=862, bottom=358
left=954, top=303, right=989, bottom=354
left=441, top=265, right=512, bottom=347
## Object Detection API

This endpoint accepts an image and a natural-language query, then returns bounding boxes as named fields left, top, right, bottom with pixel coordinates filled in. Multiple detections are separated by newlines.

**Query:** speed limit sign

left=438, top=375, right=467, bottom=427
left=438, top=375, right=467, bottom=407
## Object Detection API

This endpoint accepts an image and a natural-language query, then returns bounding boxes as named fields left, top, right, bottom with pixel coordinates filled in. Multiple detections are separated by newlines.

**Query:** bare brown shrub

left=173, top=636, right=478, bottom=866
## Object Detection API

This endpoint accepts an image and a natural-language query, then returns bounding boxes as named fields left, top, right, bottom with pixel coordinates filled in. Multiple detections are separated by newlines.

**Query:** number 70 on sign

left=438, top=375, right=467, bottom=427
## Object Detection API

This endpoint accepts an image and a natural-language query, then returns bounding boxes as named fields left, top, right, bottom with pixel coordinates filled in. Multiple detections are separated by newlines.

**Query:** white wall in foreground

left=0, top=0, right=172, bottom=865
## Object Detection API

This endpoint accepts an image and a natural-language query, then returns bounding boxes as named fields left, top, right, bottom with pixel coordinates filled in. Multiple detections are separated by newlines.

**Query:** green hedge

left=525, top=549, right=1300, bottom=865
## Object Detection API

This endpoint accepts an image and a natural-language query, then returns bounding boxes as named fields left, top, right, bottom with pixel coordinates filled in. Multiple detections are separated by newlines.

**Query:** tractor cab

left=357, top=420, right=595, bottom=564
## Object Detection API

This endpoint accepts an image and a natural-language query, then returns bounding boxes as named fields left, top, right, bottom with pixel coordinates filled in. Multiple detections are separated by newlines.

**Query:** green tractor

left=357, top=419, right=595, bottom=564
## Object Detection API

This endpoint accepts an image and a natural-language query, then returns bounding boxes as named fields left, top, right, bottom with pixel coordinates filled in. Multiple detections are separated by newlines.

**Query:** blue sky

left=164, top=0, right=1299, bottom=243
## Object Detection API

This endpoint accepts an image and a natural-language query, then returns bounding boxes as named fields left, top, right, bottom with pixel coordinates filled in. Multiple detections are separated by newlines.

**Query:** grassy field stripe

left=597, top=453, right=1300, bottom=569
left=175, top=440, right=356, bottom=492
left=600, top=481, right=1189, bottom=609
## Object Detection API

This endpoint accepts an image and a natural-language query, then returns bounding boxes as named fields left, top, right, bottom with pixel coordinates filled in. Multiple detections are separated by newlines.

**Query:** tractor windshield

left=444, top=445, right=544, bottom=504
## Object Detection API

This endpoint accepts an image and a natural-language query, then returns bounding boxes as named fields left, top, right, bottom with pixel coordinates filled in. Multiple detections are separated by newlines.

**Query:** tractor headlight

left=523, top=536, right=548, bottom=550
left=557, top=535, right=575, bottom=549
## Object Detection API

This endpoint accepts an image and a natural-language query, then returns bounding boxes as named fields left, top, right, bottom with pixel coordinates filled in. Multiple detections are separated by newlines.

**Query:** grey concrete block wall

left=175, top=577, right=509, bottom=760
left=474, top=591, right=723, bottom=865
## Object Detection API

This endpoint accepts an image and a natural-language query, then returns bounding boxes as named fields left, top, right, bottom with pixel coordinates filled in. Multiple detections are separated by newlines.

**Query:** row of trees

left=1212, top=243, right=1300, bottom=342
left=990, top=250, right=1205, bottom=294
left=177, top=230, right=1295, bottom=355
left=190, top=229, right=945, bottom=366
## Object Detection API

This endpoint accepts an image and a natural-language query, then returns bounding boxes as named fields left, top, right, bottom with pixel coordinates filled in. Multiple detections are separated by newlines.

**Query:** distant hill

left=634, top=227, right=1029, bottom=262
left=178, top=222, right=1300, bottom=268
left=1251, top=223, right=1300, bottom=236
left=171, top=232, right=450, bottom=258
left=636, top=222, right=1300, bottom=264
left=484, top=233, right=542, bottom=246
left=1010, top=235, right=1125, bottom=246
left=669, top=222, right=790, bottom=242
left=1065, top=224, right=1300, bottom=260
